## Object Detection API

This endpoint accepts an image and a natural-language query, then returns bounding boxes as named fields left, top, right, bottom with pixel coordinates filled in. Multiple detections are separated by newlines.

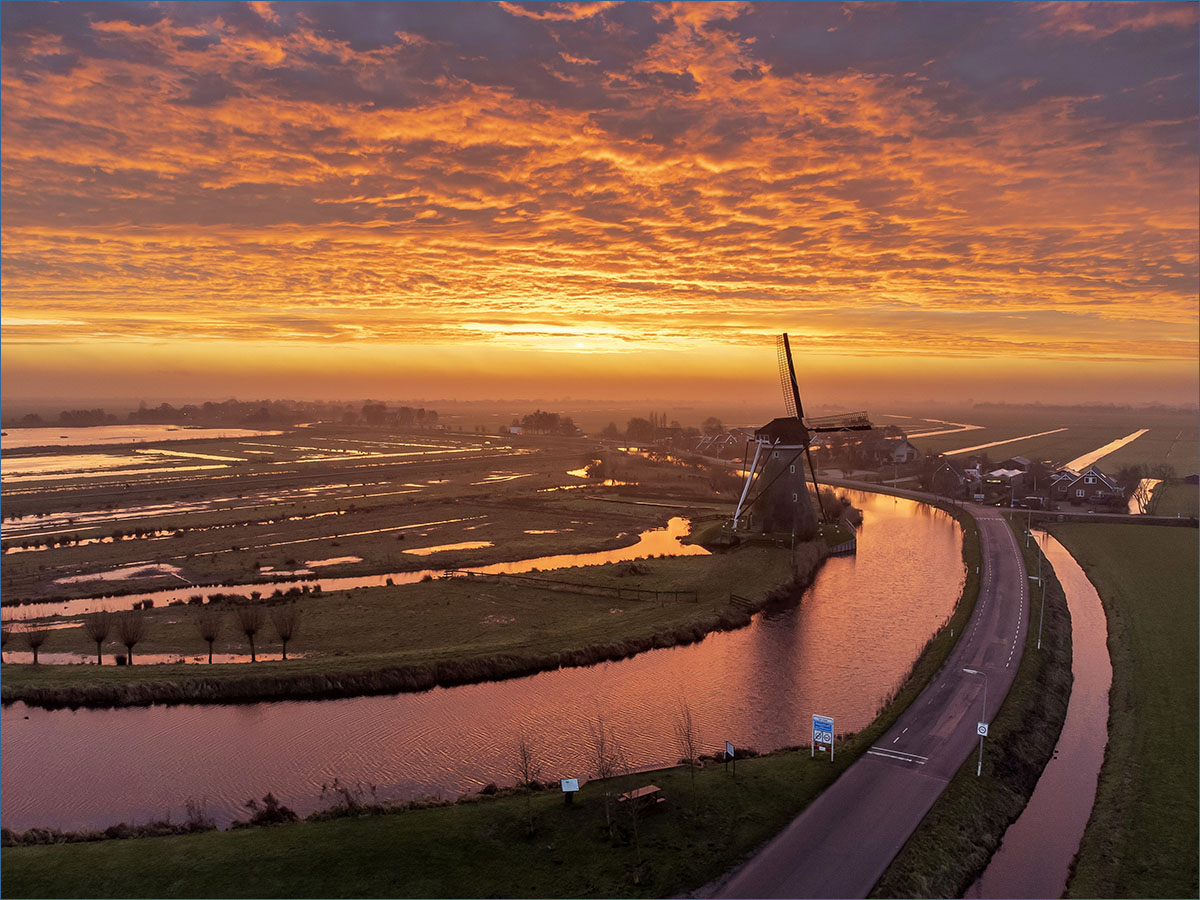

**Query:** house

left=885, top=438, right=922, bottom=465
left=997, top=456, right=1031, bottom=473
left=1052, top=464, right=1122, bottom=505
left=985, top=467, right=1026, bottom=492
left=928, top=458, right=978, bottom=497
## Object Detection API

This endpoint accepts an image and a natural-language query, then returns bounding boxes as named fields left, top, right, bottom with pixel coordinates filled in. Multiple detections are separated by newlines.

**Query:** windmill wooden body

left=732, top=334, right=872, bottom=538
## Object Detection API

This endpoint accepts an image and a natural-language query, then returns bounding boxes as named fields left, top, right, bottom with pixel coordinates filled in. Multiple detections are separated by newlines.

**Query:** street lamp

left=963, top=667, right=988, bottom=776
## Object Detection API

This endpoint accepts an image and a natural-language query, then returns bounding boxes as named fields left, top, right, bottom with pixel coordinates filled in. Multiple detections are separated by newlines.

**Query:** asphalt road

left=711, top=502, right=1029, bottom=899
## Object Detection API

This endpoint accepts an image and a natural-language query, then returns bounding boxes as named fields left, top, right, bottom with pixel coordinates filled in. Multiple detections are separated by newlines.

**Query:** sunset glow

left=2, top=1, right=1196, bottom=405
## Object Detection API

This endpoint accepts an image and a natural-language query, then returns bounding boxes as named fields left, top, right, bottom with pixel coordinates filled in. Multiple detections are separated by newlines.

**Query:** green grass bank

left=1057, top=524, right=1198, bottom=899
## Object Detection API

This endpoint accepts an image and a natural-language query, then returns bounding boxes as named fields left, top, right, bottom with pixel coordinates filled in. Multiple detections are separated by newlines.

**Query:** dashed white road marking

left=869, top=747, right=929, bottom=765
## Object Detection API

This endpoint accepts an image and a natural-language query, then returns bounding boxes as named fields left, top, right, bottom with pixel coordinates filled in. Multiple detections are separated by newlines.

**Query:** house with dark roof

left=928, top=458, right=979, bottom=497
left=1053, top=464, right=1122, bottom=505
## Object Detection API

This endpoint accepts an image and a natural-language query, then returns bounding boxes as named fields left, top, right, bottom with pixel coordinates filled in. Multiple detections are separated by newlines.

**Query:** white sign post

left=812, top=714, right=834, bottom=763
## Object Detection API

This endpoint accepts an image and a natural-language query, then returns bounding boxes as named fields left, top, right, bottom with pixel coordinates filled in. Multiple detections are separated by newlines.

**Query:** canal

left=1, top=490, right=965, bottom=832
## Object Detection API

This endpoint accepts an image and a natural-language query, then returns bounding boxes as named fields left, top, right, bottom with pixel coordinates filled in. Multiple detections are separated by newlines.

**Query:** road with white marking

left=711, top=502, right=1029, bottom=899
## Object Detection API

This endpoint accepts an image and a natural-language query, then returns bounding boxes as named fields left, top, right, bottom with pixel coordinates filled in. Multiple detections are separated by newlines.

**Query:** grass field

left=871, top=522, right=1073, bottom=898
left=0, top=498, right=983, bottom=900
left=1054, top=524, right=1198, bottom=898
left=903, top=406, right=1197, bottom=472
left=1149, top=481, right=1199, bottom=518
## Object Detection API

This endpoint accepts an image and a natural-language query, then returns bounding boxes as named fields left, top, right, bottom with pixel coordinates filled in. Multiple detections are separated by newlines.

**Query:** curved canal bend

left=1, top=491, right=965, bottom=832
left=970, top=530, right=1112, bottom=899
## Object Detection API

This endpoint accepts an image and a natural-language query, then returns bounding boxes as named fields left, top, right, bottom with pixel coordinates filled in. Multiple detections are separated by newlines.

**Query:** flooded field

left=0, top=425, right=285, bottom=450
left=0, top=491, right=964, bottom=832
left=0, top=425, right=670, bottom=611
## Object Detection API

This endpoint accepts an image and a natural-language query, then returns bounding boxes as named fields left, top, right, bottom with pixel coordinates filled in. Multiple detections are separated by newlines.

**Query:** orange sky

left=2, top=1, right=1197, bottom=408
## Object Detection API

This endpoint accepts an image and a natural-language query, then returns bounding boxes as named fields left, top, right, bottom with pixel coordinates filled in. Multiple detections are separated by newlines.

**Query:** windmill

left=731, top=334, right=872, bottom=538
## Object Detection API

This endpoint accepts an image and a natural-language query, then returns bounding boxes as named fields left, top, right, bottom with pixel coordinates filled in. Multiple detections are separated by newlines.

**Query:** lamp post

left=963, top=667, right=988, bottom=776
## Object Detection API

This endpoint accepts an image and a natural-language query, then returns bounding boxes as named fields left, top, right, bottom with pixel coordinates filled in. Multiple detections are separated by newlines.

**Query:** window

left=1076, top=489, right=1085, bottom=497
left=773, top=451, right=778, bottom=459
left=792, top=493, right=798, bottom=503
left=1084, top=476, right=1095, bottom=484
left=789, top=464, right=796, bottom=474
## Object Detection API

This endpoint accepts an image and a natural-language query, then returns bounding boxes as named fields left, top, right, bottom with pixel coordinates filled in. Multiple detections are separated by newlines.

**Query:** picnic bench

left=616, top=784, right=665, bottom=811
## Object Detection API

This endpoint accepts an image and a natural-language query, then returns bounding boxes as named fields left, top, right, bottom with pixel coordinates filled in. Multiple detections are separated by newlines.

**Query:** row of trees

left=0, top=603, right=301, bottom=666
left=3, top=399, right=440, bottom=430
left=192, top=603, right=301, bottom=663
left=598, top=412, right=720, bottom=444
left=515, top=410, right=579, bottom=435
left=357, top=403, right=438, bottom=428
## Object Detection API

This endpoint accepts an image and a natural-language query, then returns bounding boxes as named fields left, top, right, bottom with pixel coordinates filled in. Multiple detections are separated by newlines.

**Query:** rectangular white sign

left=725, top=741, right=735, bottom=759
left=560, top=778, right=579, bottom=792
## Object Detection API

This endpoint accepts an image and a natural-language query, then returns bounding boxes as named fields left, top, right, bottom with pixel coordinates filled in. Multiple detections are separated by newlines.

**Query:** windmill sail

left=776, top=333, right=802, bottom=419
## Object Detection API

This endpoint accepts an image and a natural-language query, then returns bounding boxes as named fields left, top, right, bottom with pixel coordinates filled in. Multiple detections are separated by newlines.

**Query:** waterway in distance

left=0, top=490, right=965, bottom=832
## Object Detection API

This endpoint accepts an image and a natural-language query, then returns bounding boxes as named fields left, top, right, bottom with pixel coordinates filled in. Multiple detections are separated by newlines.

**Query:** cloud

left=0, top=0, right=1194, bottom=400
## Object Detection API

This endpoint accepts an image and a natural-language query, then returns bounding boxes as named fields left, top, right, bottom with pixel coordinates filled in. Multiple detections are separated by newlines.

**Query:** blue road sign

left=812, top=714, right=834, bottom=745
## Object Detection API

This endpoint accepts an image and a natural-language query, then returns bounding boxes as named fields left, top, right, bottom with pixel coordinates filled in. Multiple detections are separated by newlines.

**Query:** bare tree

left=270, top=604, right=300, bottom=660
left=195, top=607, right=222, bottom=664
left=674, top=701, right=701, bottom=805
left=514, top=733, right=541, bottom=836
left=23, top=623, right=49, bottom=664
left=235, top=604, right=265, bottom=662
left=590, top=715, right=620, bottom=837
left=616, top=742, right=641, bottom=856
left=117, top=609, right=146, bottom=664
left=82, top=611, right=112, bottom=665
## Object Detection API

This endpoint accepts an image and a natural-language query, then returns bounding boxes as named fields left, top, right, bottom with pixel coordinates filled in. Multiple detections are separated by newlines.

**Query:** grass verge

left=1, top=497, right=981, bottom=898
left=1057, top=524, right=1198, bottom=899
left=870, top=520, right=1072, bottom=898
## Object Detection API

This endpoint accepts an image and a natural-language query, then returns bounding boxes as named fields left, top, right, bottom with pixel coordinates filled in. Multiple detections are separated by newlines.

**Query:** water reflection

left=0, top=492, right=964, bottom=832
left=0, top=425, right=283, bottom=450
left=969, top=531, right=1112, bottom=899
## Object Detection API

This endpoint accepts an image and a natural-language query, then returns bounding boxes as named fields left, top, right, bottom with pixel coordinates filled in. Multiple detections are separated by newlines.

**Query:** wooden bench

left=616, top=784, right=665, bottom=811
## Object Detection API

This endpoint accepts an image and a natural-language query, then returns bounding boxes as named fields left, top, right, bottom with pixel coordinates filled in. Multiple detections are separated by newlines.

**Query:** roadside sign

left=977, top=722, right=988, bottom=737
left=812, top=714, right=834, bottom=762
left=725, top=741, right=735, bottom=760
left=560, top=778, right=579, bottom=792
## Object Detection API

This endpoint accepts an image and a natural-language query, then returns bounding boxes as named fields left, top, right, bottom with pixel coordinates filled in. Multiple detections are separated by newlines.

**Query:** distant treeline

left=3, top=399, right=438, bottom=429
left=973, top=401, right=1197, bottom=413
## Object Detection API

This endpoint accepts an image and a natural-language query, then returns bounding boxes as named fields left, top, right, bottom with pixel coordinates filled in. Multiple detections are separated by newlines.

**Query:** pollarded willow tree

left=23, top=624, right=50, bottom=664
left=269, top=604, right=300, bottom=660
left=195, top=606, right=222, bottom=664
left=235, top=604, right=265, bottom=662
left=83, top=611, right=112, bottom=665
left=117, top=609, right=147, bottom=664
